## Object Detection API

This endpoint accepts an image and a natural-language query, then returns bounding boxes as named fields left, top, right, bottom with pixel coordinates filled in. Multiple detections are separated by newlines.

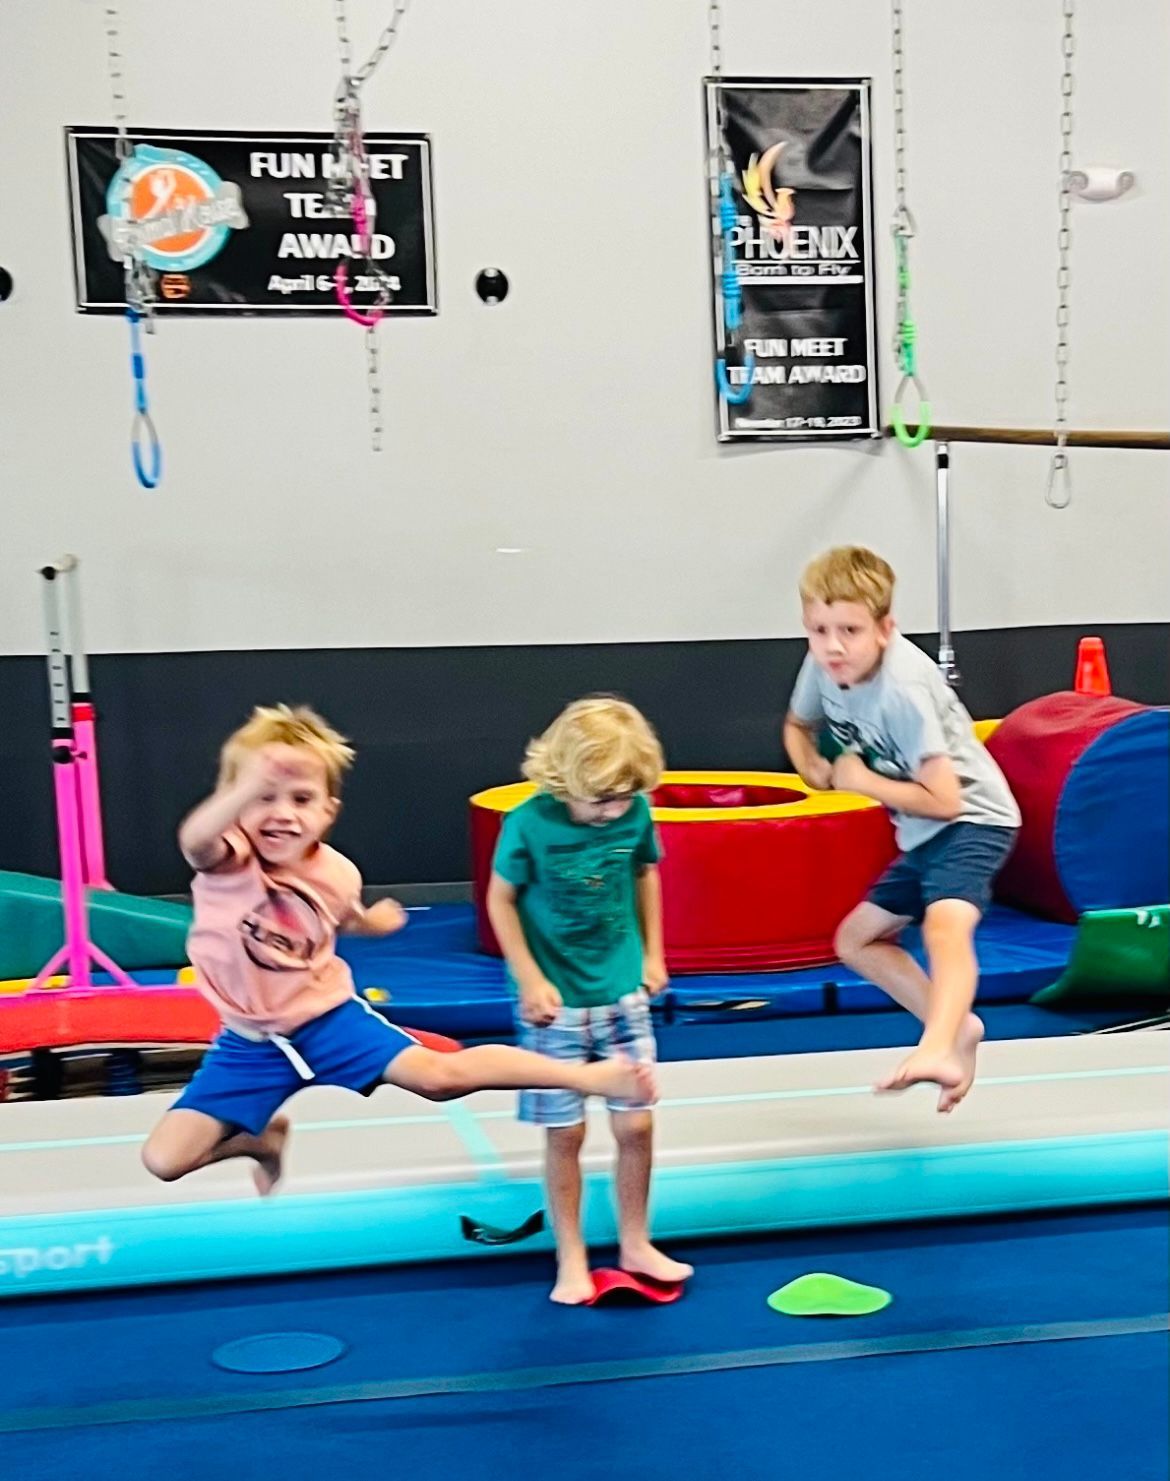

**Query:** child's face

left=802, top=598, right=893, bottom=687
left=239, top=752, right=339, bottom=866
left=566, top=793, right=636, bottom=827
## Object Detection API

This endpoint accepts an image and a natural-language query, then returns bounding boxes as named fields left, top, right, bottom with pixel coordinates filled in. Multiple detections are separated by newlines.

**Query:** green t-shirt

left=492, top=791, right=662, bottom=1008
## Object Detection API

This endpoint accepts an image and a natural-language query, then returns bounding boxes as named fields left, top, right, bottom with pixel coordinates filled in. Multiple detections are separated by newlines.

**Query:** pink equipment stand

left=31, top=557, right=132, bottom=992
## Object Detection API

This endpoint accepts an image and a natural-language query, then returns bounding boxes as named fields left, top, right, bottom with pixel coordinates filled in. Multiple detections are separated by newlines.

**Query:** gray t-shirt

left=788, top=632, right=1021, bottom=852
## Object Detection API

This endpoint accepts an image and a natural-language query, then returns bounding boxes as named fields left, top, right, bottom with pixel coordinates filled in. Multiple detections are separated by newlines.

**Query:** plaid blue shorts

left=515, top=989, right=657, bottom=1127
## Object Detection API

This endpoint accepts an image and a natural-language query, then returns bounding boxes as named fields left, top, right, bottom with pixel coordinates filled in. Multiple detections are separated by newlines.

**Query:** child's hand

left=237, top=743, right=313, bottom=799
left=831, top=752, right=871, bottom=794
left=801, top=757, right=834, bottom=791
left=363, top=898, right=408, bottom=935
left=520, top=976, right=563, bottom=1026
left=641, top=954, right=670, bottom=996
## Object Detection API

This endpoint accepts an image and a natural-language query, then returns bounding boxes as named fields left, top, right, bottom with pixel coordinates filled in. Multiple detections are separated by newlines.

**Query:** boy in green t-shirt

left=487, top=696, right=693, bottom=1305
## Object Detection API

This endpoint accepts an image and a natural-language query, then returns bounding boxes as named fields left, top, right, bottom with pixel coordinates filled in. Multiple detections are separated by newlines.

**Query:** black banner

left=66, top=128, right=436, bottom=315
left=705, top=81, right=878, bottom=442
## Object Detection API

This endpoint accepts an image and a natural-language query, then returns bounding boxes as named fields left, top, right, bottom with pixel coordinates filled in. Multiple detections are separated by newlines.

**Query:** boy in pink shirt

left=142, top=705, right=654, bottom=1194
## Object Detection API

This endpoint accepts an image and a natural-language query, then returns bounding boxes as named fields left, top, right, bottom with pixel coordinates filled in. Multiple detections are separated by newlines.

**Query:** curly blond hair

left=522, top=696, right=663, bottom=801
left=799, top=546, right=895, bottom=620
left=218, top=704, right=355, bottom=793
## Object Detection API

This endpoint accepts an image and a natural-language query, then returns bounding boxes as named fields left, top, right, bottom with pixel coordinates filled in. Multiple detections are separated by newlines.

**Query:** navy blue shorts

left=173, top=997, right=419, bottom=1136
left=867, top=823, right=1018, bottom=922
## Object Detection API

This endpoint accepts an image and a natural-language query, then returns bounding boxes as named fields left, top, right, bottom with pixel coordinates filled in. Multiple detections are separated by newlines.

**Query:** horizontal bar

left=885, top=424, right=1170, bottom=450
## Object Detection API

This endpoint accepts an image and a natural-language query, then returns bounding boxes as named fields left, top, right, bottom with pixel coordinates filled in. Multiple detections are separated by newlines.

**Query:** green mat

left=0, top=872, right=192, bottom=980
left=767, top=1272, right=892, bottom=1317
left=1032, top=905, right=1170, bottom=1005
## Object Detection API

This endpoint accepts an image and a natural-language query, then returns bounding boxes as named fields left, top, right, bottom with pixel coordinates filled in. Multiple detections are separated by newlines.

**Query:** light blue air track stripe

left=1, top=1129, right=1165, bottom=1298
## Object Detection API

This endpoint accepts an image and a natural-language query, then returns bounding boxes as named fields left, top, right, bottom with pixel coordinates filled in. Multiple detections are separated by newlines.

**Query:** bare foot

left=584, top=1055, right=657, bottom=1106
left=251, top=1115, right=290, bottom=1196
left=875, top=1043, right=968, bottom=1114
left=940, top=1013, right=985, bottom=1113
left=550, top=1248, right=595, bottom=1306
left=620, top=1240, right=694, bottom=1284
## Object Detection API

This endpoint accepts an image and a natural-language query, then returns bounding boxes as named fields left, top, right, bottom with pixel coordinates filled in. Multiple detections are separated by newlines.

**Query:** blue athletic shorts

left=868, top=822, right=1018, bottom=923
left=173, top=997, right=419, bottom=1135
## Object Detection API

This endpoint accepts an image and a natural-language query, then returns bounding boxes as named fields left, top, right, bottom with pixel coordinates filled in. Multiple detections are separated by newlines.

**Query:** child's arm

left=831, top=752, right=962, bottom=821
left=486, top=872, right=563, bottom=1025
left=343, top=898, right=408, bottom=935
left=636, top=864, right=668, bottom=994
left=177, top=745, right=301, bottom=871
left=783, top=713, right=833, bottom=791
left=178, top=778, right=259, bottom=871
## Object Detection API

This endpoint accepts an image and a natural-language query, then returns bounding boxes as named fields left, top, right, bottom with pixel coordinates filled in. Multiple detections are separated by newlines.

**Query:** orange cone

left=1074, top=636, right=1112, bottom=696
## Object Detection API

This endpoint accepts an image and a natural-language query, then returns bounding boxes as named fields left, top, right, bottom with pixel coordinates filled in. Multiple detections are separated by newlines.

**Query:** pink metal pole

left=58, top=555, right=112, bottom=889
left=72, top=702, right=111, bottom=889
left=29, top=758, right=135, bottom=989
left=32, top=562, right=133, bottom=992
left=31, top=749, right=93, bottom=988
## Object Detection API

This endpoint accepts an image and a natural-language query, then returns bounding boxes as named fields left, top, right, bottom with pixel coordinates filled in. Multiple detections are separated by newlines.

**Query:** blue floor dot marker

left=212, top=1332, right=348, bottom=1375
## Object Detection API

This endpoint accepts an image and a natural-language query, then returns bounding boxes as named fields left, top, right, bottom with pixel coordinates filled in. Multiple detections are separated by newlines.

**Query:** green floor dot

left=767, top=1272, right=892, bottom=1317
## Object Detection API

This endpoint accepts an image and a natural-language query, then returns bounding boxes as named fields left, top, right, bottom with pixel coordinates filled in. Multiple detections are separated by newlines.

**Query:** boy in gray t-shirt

left=784, top=547, right=1020, bottom=1113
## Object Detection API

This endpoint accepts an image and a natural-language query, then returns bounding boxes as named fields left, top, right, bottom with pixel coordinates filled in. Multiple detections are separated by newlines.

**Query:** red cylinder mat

left=656, top=804, right=895, bottom=971
left=986, top=691, right=1148, bottom=923
left=471, top=785, right=896, bottom=973
left=0, top=988, right=462, bottom=1056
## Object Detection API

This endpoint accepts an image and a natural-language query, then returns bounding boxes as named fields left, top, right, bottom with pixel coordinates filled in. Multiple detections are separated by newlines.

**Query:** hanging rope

left=889, top=0, right=930, bottom=448
left=329, top=1, right=413, bottom=453
left=1046, top=0, right=1075, bottom=509
left=707, top=0, right=754, bottom=406
left=102, top=4, right=162, bottom=488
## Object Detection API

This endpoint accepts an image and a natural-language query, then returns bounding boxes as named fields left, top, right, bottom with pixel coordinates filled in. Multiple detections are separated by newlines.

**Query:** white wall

left=1, top=0, right=1167, bottom=655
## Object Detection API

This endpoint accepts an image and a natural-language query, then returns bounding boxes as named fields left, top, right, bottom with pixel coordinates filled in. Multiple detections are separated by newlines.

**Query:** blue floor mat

left=336, top=903, right=1077, bottom=1037
left=3, top=1209, right=1165, bottom=1481
left=4, top=904, right=1080, bottom=1047
left=4, top=1208, right=1164, bottom=1404
left=650, top=1002, right=1133, bottom=1061
left=6, top=1335, right=1165, bottom=1481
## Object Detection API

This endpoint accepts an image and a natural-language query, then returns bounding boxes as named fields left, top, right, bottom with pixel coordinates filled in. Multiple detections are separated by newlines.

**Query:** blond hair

left=218, top=704, right=355, bottom=793
left=799, top=546, right=895, bottom=620
left=522, top=696, right=664, bottom=800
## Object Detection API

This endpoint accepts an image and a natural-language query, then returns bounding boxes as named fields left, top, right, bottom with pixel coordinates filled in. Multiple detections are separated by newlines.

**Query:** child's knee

left=396, top=1046, right=465, bottom=1101
left=547, top=1120, right=587, bottom=1153
left=611, top=1109, right=653, bottom=1145
left=834, top=910, right=869, bottom=962
left=922, top=900, right=980, bottom=949
left=141, top=1135, right=188, bottom=1183
left=836, top=903, right=905, bottom=962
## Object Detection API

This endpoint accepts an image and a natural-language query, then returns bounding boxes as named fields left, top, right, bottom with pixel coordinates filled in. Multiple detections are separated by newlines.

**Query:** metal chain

left=102, top=3, right=162, bottom=486
left=102, top=4, right=155, bottom=318
left=707, top=0, right=723, bottom=76
left=889, top=0, right=929, bottom=445
left=707, top=0, right=731, bottom=165
left=102, top=6, right=132, bottom=162
left=331, top=3, right=414, bottom=453
left=364, top=328, right=384, bottom=452
left=334, top=0, right=411, bottom=88
left=705, top=0, right=754, bottom=403
left=1047, top=0, right=1075, bottom=509
left=891, top=0, right=912, bottom=233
